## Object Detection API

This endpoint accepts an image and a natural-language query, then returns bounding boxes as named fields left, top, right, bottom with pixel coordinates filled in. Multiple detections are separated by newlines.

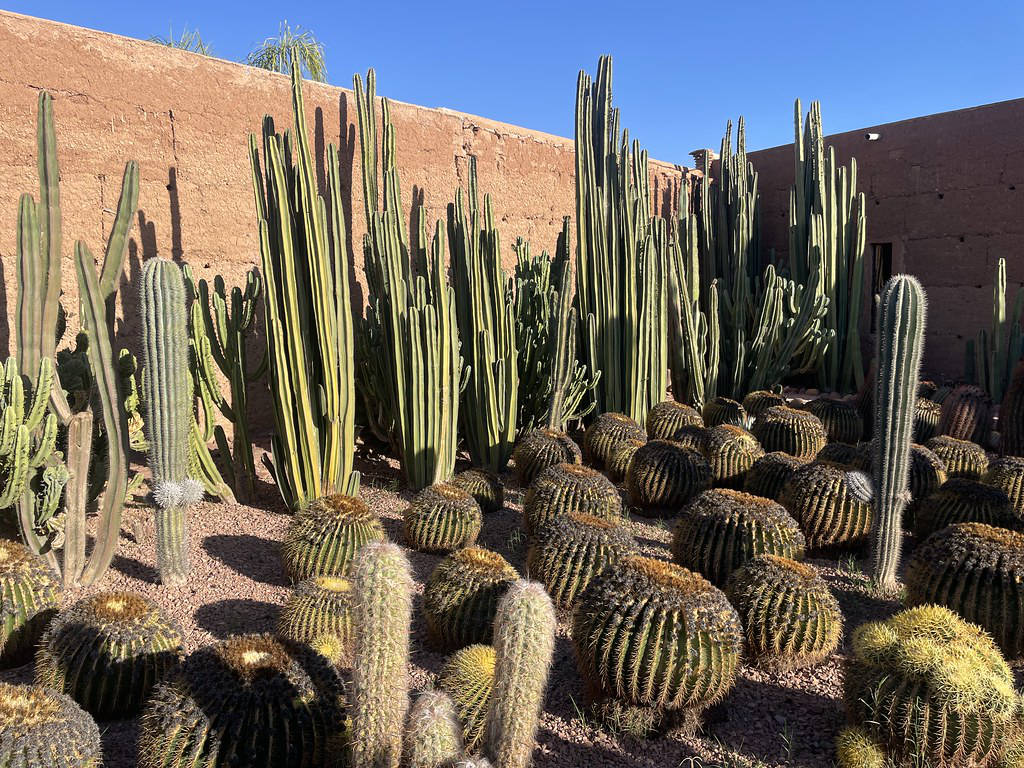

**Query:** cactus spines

left=451, top=469, right=504, bottom=514
left=37, top=592, right=184, bottom=718
left=804, top=397, right=863, bottom=444
left=645, top=401, right=703, bottom=441
left=914, top=478, right=1018, bottom=540
left=522, top=463, right=623, bottom=536
left=926, top=435, right=989, bottom=479
left=405, top=690, right=465, bottom=768
left=351, top=542, right=413, bottom=768
left=424, top=547, right=518, bottom=651
left=985, top=456, right=1024, bottom=514
left=914, top=398, right=943, bottom=442
left=725, top=555, right=841, bottom=671
left=906, top=522, right=1024, bottom=659
left=667, top=424, right=710, bottom=453
left=438, top=643, right=495, bottom=753
left=0, top=683, right=101, bottom=768
left=835, top=726, right=888, bottom=768
left=701, top=396, right=747, bottom=428
left=606, top=437, right=645, bottom=483
left=512, top=428, right=582, bottom=486
left=140, top=634, right=345, bottom=768
left=626, top=439, right=713, bottom=517
left=583, top=412, right=647, bottom=469
left=751, top=405, right=828, bottom=459
left=779, top=462, right=874, bottom=550
left=527, top=511, right=638, bottom=608
left=938, top=384, right=993, bottom=446
left=277, top=575, right=354, bottom=665
left=816, top=441, right=861, bottom=466
left=742, top=390, right=786, bottom=419
left=704, top=424, right=765, bottom=488
left=404, top=484, right=483, bottom=553
left=283, top=494, right=385, bottom=581
left=485, top=580, right=556, bottom=768
left=743, top=452, right=807, bottom=500
left=0, top=540, right=59, bottom=667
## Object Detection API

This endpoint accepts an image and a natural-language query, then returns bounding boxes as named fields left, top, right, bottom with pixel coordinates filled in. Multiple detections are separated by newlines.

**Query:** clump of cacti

left=725, top=554, right=841, bottom=671
left=424, top=547, right=518, bottom=651
left=984, top=456, right=1024, bottom=514
left=645, top=401, right=703, bottom=440
left=522, top=462, right=624, bottom=535
left=914, top=398, right=943, bottom=442
left=841, top=605, right=1019, bottom=768
left=0, top=539, right=59, bottom=667
left=672, top=489, right=805, bottom=585
left=527, top=511, right=638, bottom=607
left=926, top=434, right=989, bottom=479
left=938, top=384, right=993, bottom=445
left=0, top=683, right=101, bottom=767
left=803, top=397, right=863, bottom=444
left=626, top=439, right=713, bottom=517
left=703, top=424, right=765, bottom=488
left=37, top=592, right=184, bottom=719
left=139, top=633, right=344, bottom=767
left=438, top=643, right=495, bottom=753
left=277, top=575, right=354, bottom=665
left=816, top=442, right=861, bottom=466
left=752, top=405, right=828, bottom=459
left=404, top=484, right=483, bottom=553
left=779, top=461, right=873, bottom=549
left=451, top=469, right=504, bottom=514
left=907, top=522, right=1024, bottom=659
left=605, top=437, right=646, bottom=483
left=742, top=390, right=787, bottom=419
left=512, top=428, right=582, bottom=486
left=282, top=494, right=385, bottom=581
left=743, top=452, right=807, bottom=500
left=701, top=396, right=747, bottom=428
left=583, top=412, right=647, bottom=469
left=914, top=478, right=1017, bottom=540
left=573, top=556, right=743, bottom=734
left=405, top=690, right=465, bottom=768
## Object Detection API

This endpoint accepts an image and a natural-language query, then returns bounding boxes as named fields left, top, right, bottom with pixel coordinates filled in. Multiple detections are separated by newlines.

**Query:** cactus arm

left=61, top=411, right=93, bottom=586
left=98, top=162, right=139, bottom=299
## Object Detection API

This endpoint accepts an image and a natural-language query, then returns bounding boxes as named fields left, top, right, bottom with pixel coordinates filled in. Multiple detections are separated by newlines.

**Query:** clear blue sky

left=8, top=0, right=1023, bottom=162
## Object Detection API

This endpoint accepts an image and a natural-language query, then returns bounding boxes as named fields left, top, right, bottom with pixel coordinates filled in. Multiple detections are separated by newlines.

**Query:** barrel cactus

left=645, top=400, right=703, bottom=440
left=835, top=726, right=888, bottom=768
left=926, top=435, right=989, bottom=479
left=437, top=643, right=495, bottom=753
left=938, top=384, right=993, bottom=446
left=0, top=683, right=101, bottom=767
left=277, top=575, right=354, bottom=665
left=741, top=390, right=786, bottom=419
left=671, top=489, right=805, bottom=586
left=984, top=456, right=1024, bottom=515
left=701, top=396, right=747, bottom=428
left=913, top=478, right=1018, bottom=540
left=451, top=468, right=504, bottom=514
left=606, top=437, right=646, bottom=483
left=779, top=462, right=874, bottom=549
left=625, top=439, right=713, bottom=517
left=512, top=428, right=582, bottom=486
left=0, top=539, right=59, bottom=668
left=283, top=493, right=385, bottom=581
left=816, top=442, right=861, bottom=466
left=522, top=462, right=624, bottom=535
left=803, top=397, right=863, bottom=444
left=667, top=425, right=710, bottom=453
left=583, top=412, right=646, bottom=469
left=424, top=547, right=518, bottom=650
left=851, top=442, right=948, bottom=506
left=704, top=424, right=765, bottom=488
left=403, top=483, right=483, bottom=553
left=139, top=634, right=345, bottom=768
left=751, top=406, right=828, bottom=459
left=914, top=398, right=943, bottom=442
left=725, top=554, right=841, bottom=671
left=527, top=511, right=638, bottom=607
left=743, top=452, right=806, bottom=500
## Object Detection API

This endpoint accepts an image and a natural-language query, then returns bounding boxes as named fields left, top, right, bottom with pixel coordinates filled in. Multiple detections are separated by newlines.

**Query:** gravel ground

left=1, top=444, right=908, bottom=768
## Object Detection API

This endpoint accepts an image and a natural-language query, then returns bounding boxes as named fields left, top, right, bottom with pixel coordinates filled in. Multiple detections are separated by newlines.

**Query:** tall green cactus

left=448, top=158, right=518, bottom=471
left=870, top=275, right=926, bottom=589
left=250, top=56, right=358, bottom=510
left=574, top=56, right=667, bottom=424
left=0, top=358, right=56, bottom=511
left=966, top=257, right=1023, bottom=402
left=354, top=69, right=462, bottom=490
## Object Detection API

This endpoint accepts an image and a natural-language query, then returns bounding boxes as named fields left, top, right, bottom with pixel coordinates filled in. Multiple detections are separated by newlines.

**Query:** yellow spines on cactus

left=583, top=412, right=647, bottom=469
left=701, top=396, right=747, bottom=428
left=742, top=390, right=786, bottom=420
left=703, top=424, right=765, bottom=488
left=277, top=575, right=354, bottom=665
left=645, top=400, right=703, bottom=440
left=437, top=643, right=495, bottom=752
left=779, top=461, right=873, bottom=550
left=605, top=437, right=646, bottom=483
left=282, top=493, right=385, bottom=581
left=450, top=468, right=504, bottom=514
left=913, top=478, right=1018, bottom=540
left=914, top=398, right=942, bottom=442
left=984, top=456, right=1024, bottom=514
left=403, top=483, right=483, bottom=553
left=926, top=435, right=989, bottom=479
left=522, top=462, right=624, bottom=535
left=803, top=396, right=863, bottom=444
left=938, top=384, right=993, bottom=446
left=751, top=405, right=827, bottom=460
left=0, top=683, right=101, bottom=768
left=0, top=539, right=59, bottom=668
left=625, top=439, right=712, bottom=517
left=512, top=428, right=582, bottom=486
left=743, top=452, right=807, bottom=500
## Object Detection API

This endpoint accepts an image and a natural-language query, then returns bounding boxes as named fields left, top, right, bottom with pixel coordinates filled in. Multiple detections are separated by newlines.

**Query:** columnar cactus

left=583, top=412, right=647, bottom=469
left=0, top=683, right=101, bottom=767
left=277, top=575, right=354, bottom=665
left=938, top=384, right=993, bottom=446
left=0, top=357, right=57, bottom=514
left=703, top=424, right=765, bottom=488
left=743, top=452, right=807, bottom=500
left=914, top=478, right=1017, bottom=540
left=282, top=494, right=385, bottom=581
left=804, top=397, right=863, bottom=444
left=779, top=462, right=873, bottom=549
left=522, top=463, right=624, bottom=535
left=742, top=390, right=786, bottom=419
left=926, top=435, right=989, bottom=479
left=511, top=428, right=582, bottom=486
left=485, top=581, right=556, bottom=768
left=701, top=396, right=747, bottom=428
left=751, top=406, right=827, bottom=459
left=451, top=469, right=505, bottom=514
left=645, top=401, right=703, bottom=441
left=405, top=691, right=464, bottom=768
left=625, top=439, right=713, bottom=517
left=403, top=484, right=483, bottom=553
left=438, top=644, right=496, bottom=753
left=984, top=457, right=1024, bottom=514
left=914, top=398, right=942, bottom=442
left=0, top=539, right=59, bottom=667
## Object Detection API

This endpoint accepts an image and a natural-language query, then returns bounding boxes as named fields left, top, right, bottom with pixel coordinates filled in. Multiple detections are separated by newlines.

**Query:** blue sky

left=8, top=0, right=1023, bottom=162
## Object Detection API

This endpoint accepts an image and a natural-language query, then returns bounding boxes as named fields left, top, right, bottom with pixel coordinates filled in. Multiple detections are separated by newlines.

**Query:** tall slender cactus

left=966, top=257, right=1023, bottom=402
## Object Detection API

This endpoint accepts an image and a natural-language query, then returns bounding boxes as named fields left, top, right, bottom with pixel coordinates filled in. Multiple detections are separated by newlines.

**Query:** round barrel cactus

left=583, top=412, right=647, bottom=469
left=835, top=727, right=888, bottom=768
left=403, top=483, right=483, bottom=553
left=816, top=442, right=861, bottom=467
left=527, top=511, right=638, bottom=607
left=0, top=683, right=101, bottom=767
left=704, top=424, right=765, bottom=488
left=283, top=493, right=385, bottom=581
left=606, top=437, right=646, bottom=483
left=522, top=462, right=624, bottom=535
left=626, top=439, right=712, bottom=517
left=512, top=428, right=582, bottom=486
left=424, top=547, right=518, bottom=650
left=645, top=400, right=703, bottom=440
left=803, top=397, right=863, bottom=444
left=139, top=634, right=345, bottom=768
left=667, top=425, right=710, bottom=453
left=277, top=575, right=354, bottom=665
left=779, top=461, right=873, bottom=550
left=741, top=390, right=786, bottom=419
left=0, top=539, right=59, bottom=668
left=984, top=456, right=1024, bottom=515
left=671, top=489, right=805, bottom=585
left=701, top=396, right=747, bottom=428
left=938, top=384, right=993, bottom=446
left=914, top=398, right=943, bottom=443
left=725, top=555, right=841, bottom=671
left=437, top=643, right=495, bottom=752
left=913, top=478, right=1017, bottom=540
left=743, top=452, right=807, bottom=501
left=751, top=405, right=828, bottom=459
left=36, top=592, right=184, bottom=719
left=451, top=468, right=504, bottom=514
left=842, top=605, right=1019, bottom=768
left=926, top=435, right=989, bottom=480
left=850, top=442, right=948, bottom=503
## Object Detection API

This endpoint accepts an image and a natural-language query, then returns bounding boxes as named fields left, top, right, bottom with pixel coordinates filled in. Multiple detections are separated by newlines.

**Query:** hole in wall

left=937, top=193, right=944, bottom=200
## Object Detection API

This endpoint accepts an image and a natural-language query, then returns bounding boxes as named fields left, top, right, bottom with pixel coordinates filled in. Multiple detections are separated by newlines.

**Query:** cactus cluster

left=583, top=412, right=647, bottom=469
left=701, top=396, right=747, bottom=428
left=751, top=406, right=827, bottom=460
left=512, top=428, right=582, bottom=486
left=277, top=575, right=354, bottom=665
left=0, top=539, right=59, bottom=667
left=984, top=456, right=1024, bottom=514
left=645, top=400, right=703, bottom=440
left=522, top=462, right=623, bottom=535
left=404, top=484, right=483, bottom=553
left=451, top=469, right=504, bottom=514
left=0, top=683, right=101, bottom=768
left=743, top=452, right=806, bottom=500
left=779, top=461, right=873, bottom=549
left=926, top=435, right=989, bottom=479
left=626, top=439, right=713, bottom=517
left=703, top=424, right=765, bottom=488
left=938, top=384, right=993, bottom=445
left=913, top=478, right=1017, bottom=540
left=282, top=494, right=385, bottom=581
left=803, top=397, right=863, bottom=444
left=437, top=643, right=495, bottom=753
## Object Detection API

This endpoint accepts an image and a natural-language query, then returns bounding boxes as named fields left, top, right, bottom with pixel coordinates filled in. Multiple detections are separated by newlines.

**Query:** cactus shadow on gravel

left=201, top=534, right=288, bottom=586
left=194, top=598, right=281, bottom=638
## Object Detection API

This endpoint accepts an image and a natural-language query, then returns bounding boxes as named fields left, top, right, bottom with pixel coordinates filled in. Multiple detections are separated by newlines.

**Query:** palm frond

left=247, top=20, right=327, bottom=82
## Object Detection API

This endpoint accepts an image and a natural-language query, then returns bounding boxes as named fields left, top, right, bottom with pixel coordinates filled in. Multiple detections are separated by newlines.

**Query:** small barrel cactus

left=835, top=726, right=888, bottom=768
left=703, top=424, right=765, bottom=488
left=0, top=539, right=59, bottom=668
left=0, top=683, right=101, bottom=767
left=404, top=483, right=483, bottom=553
left=667, top=424, right=710, bottom=453
left=522, top=462, right=624, bottom=535
left=751, top=405, right=828, bottom=459
left=404, top=690, right=464, bottom=768
left=926, top=435, right=989, bottom=479
left=451, top=468, right=504, bottom=514
left=37, top=592, right=184, bottom=719
left=742, top=390, right=787, bottom=419
left=645, top=400, right=703, bottom=440
left=277, top=575, right=354, bottom=665
left=725, top=555, right=841, bottom=671
left=527, top=511, right=638, bottom=608
left=282, top=493, right=385, bottom=581
left=701, top=396, right=747, bottom=428
left=984, top=456, right=1024, bottom=514
left=743, top=452, right=807, bottom=500
left=842, top=605, right=1019, bottom=768
left=512, top=428, right=582, bottom=486
left=779, top=462, right=874, bottom=550
left=424, top=547, right=518, bottom=650
left=437, top=643, right=496, bottom=753
left=914, top=398, right=943, bottom=442
left=139, top=634, right=345, bottom=768
left=626, top=439, right=712, bottom=517
left=672, top=489, right=805, bottom=585
left=938, top=384, right=993, bottom=445
left=816, top=442, right=861, bottom=467
left=583, top=412, right=647, bottom=469
left=913, top=478, right=1018, bottom=540
left=606, top=437, right=646, bottom=483
left=803, top=397, right=863, bottom=444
